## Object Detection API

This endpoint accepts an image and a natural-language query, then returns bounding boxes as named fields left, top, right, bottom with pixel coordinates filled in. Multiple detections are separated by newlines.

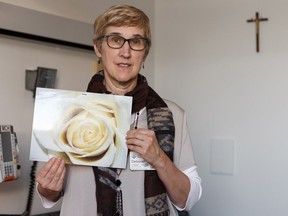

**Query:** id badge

left=129, top=151, right=155, bottom=170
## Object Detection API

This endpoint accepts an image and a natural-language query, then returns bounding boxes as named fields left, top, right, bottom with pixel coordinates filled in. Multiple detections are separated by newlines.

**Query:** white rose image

left=54, top=103, right=121, bottom=166
left=31, top=88, right=132, bottom=168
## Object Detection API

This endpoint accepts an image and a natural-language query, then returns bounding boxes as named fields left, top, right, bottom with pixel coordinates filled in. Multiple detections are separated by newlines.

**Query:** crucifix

left=247, top=12, right=269, bottom=52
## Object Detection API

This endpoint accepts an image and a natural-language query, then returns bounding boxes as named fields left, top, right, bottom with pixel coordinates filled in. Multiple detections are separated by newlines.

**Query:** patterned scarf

left=86, top=71, right=175, bottom=216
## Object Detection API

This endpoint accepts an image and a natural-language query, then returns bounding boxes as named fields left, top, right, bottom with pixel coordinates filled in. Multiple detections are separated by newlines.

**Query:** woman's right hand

left=36, top=157, right=66, bottom=202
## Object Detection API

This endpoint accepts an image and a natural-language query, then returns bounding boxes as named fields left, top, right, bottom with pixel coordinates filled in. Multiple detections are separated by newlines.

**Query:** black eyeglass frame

left=96, top=35, right=150, bottom=51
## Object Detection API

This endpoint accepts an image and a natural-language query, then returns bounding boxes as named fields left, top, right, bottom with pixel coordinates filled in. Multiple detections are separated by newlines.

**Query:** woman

left=36, top=5, right=202, bottom=216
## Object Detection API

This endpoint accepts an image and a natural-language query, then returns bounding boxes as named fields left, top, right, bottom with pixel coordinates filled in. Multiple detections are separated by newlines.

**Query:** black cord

left=22, top=161, right=38, bottom=216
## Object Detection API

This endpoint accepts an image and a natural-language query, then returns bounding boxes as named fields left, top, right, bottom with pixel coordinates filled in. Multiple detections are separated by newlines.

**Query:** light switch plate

left=210, top=138, right=235, bottom=175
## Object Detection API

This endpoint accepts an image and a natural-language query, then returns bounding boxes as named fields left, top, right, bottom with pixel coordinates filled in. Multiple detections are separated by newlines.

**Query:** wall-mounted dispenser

left=25, top=67, right=57, bottom=97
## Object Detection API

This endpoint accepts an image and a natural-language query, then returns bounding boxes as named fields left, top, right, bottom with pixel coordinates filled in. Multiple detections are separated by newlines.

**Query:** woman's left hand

left=126, top=128, right=191, bottom=208
left=126, top=128, right=163, bottom=168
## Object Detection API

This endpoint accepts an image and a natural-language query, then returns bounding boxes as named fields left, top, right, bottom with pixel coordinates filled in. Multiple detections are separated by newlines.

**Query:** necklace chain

left=116, top=169, right=122, bottom=177
left=115, top=111, right=140, bottom=215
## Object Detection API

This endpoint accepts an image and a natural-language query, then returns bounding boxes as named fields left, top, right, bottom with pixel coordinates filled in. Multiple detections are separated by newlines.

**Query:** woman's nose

left=119, top=41, right=132, bottom=57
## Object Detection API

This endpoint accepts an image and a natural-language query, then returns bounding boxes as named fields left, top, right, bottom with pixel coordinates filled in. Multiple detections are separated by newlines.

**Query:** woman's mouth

left=117, top=63, right=131, bottom=67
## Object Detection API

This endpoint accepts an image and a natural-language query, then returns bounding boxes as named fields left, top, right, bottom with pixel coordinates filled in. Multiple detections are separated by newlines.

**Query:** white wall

left=0, top=36, right=95, bottom=214
left=155, top=0, right=288, bottom=216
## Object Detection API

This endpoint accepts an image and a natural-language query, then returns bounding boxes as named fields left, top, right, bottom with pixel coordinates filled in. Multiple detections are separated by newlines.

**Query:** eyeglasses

left=97, top=35, right=149, bottom=51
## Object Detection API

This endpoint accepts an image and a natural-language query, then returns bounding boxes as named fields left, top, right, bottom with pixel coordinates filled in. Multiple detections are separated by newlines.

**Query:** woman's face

left=94, top=26, right=147, bottom=95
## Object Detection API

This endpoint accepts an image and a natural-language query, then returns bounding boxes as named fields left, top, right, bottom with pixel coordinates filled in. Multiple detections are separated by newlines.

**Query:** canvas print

left=30, top=87, right=132, bottom=168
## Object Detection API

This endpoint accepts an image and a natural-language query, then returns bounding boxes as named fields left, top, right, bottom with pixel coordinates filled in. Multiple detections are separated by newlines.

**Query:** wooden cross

left=247, top=12, right=268, bottom=52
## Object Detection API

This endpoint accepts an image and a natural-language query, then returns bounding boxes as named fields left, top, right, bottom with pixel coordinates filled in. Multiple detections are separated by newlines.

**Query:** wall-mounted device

left=0, top=125, right=20, bottom=183
left=25, top=67, right=57, bottom=97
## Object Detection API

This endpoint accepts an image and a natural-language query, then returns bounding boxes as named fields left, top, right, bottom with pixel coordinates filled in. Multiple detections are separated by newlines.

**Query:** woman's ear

left=94, top=43, right=101, bottom=58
